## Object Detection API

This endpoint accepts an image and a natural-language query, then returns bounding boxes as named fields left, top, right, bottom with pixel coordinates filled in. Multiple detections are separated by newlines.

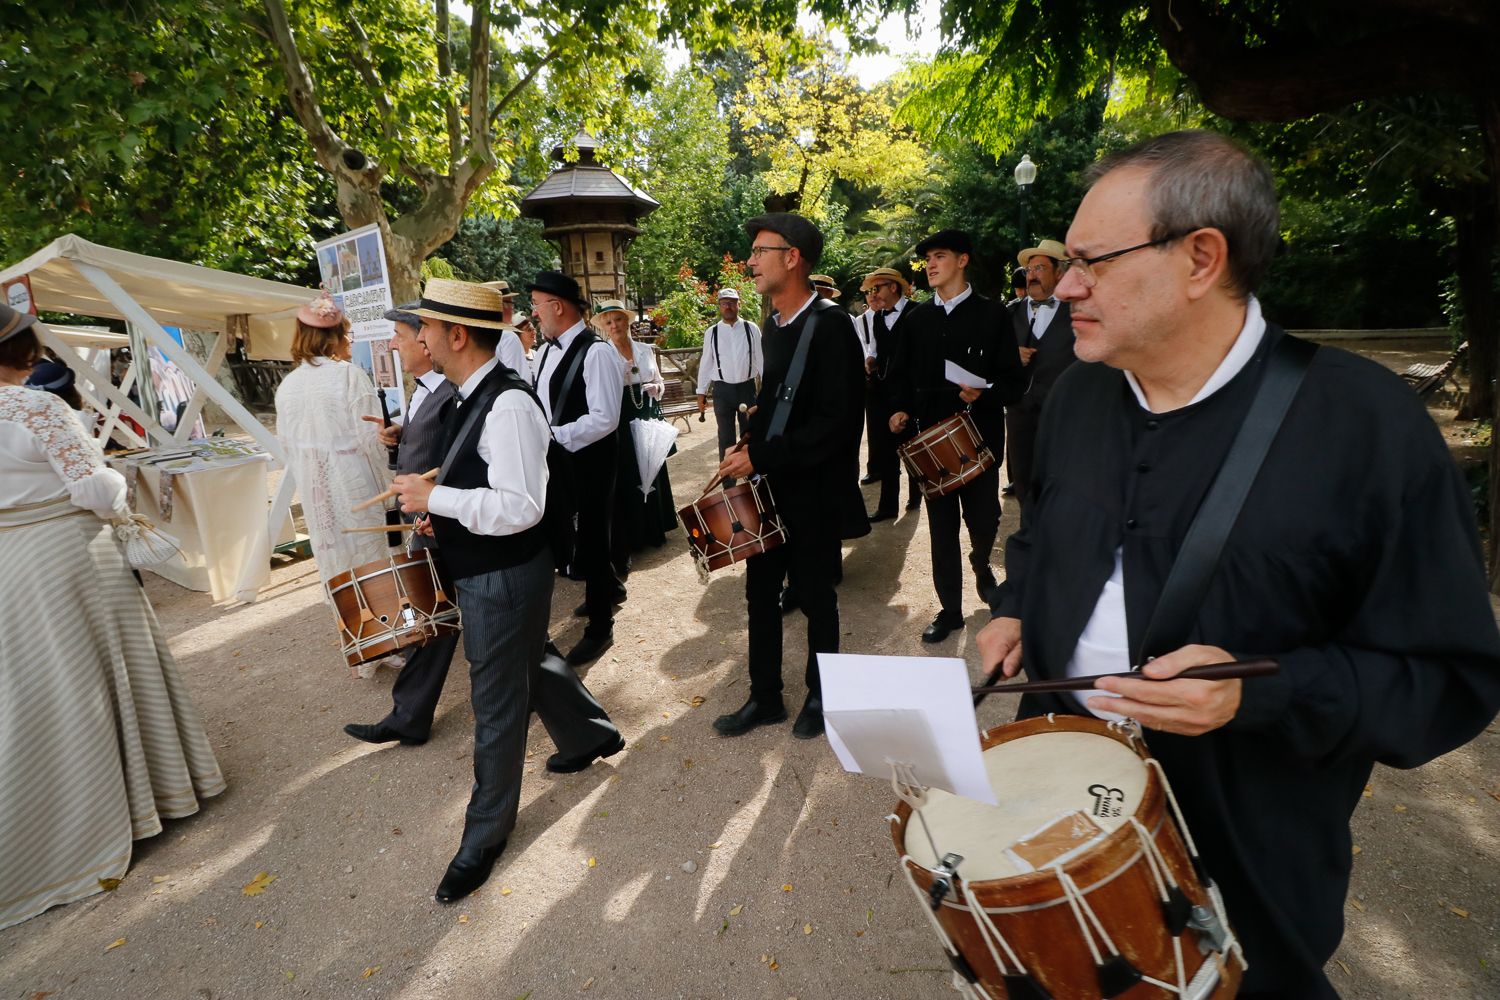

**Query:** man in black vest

left=391, top=278, right=623, bottom=904
left=889, top=230, right=1026, bottom=643
left=526, top=270, right=624, bottom=666
left=1005, top=239, right=1077, bottom=509
left=859, top=266, right=921, bottom=521
left=343, top=300, right=462, bottom=747
left=713, top=212, right=867, bottom=741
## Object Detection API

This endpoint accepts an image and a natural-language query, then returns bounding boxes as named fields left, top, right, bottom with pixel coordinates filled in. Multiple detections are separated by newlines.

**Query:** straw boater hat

left=1017, top=239, right=1068, bottom=267
left=480, top=280, right=519, bottom=301
left=859, top=266, right=911, bottom=296
left=297, top=290, right=345, bottom=328
left=810, top=274, right=841, bottom=299
left=412, top=278, right=510, bottom=331
left=0, top=301, right=39, bottom=344
left=591, top=299, right=631, bottom=329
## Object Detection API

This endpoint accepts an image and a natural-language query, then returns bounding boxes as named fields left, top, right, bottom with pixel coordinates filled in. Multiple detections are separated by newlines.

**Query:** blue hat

left=26, top=359, right=74, bottom=393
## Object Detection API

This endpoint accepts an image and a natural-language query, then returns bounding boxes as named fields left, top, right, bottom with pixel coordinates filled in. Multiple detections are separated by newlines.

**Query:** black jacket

left=1007, top=297, right=1077, bottom=413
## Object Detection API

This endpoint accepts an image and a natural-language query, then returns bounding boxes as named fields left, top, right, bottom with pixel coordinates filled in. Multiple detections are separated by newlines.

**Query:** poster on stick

left=314, top=224, right=404, bottom=417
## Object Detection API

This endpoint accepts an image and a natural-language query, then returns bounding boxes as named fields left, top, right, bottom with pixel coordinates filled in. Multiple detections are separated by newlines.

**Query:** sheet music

left=944, top=360, right=992, bottom=390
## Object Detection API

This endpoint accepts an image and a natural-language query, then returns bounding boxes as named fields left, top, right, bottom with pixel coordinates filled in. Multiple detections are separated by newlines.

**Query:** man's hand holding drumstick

left=715, top=402, right=757, bottom=480
left=391, top=470, right=438, bottom=515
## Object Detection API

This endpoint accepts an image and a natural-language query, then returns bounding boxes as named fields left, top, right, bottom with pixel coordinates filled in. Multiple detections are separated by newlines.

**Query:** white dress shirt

left=933, top=284, right=973, bottom=315
left=854, top=309, right=878, bottom=359
left=530, top=320, right=622, bottom=452
left=426, top=357, right=551, bottom=537
left=396, top=369, right=447, bottom=426
left=499, top=329, right=529, bottom=378
left=1026, top=296, right=1059, bottom=339
left=695, top=317, right=763, bottom=394
left=771, top=292, right=818, bottom=328
left=1066, top=296, right=1268, bottom=718
left=615, top=339, right=665, bottom=398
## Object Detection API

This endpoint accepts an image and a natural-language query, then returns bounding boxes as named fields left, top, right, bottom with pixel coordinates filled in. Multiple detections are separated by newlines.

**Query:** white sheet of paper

left=818, top=653, right=996, bottom=805
left=944, top=360, right=992, bottom=389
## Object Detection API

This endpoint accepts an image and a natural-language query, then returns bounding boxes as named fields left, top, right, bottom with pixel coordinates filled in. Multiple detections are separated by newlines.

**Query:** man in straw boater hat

left=858, top=265, right=921, bottom=521
left=712, top=212, right=867, bottom=741
left=810, top=273, right=843, bottom=304
left=343, top=301, right=462, bottom=748
left=525, top=269, right=625, bottom=665
left=978, top=130, right=1500, bottom=996
left=695, top=286, right=762, bottom=486
left=390, top=278, right=624, bottom=903
left=888, top=229, right=1027, bottom=644
left=1005, top=238, right=1077, bottom=510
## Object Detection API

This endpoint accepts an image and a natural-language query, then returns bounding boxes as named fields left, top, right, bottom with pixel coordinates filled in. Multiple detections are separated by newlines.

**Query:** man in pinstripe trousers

left=392, top=279, right=624, bottom=904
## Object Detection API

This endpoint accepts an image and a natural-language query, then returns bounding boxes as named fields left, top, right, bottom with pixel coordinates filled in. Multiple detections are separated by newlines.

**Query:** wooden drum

left=326, top=550, right=461, bottom=668
left=891, top=715, right=1244, bottom=999
left=899, top=412, right=995, bottom=499
left=678, top=477, right=786, bottom=579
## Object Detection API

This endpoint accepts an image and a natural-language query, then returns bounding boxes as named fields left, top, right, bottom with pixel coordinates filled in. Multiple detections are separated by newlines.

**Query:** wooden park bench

left=655, top=346, right=703, bottom=431
left=1400, top=341, right=1467, bottom=404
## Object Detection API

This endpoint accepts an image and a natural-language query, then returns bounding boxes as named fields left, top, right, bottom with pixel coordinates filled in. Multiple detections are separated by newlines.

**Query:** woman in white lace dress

left=0, top=306, right=225, bottom=930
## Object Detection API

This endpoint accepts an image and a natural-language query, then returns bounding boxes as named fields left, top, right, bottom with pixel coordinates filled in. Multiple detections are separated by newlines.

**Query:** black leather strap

left=1134, top=331, right=1318, bottom=665
left=550, top=333, right=594, bottom=428
left=766, top=302, right=825, bottom=441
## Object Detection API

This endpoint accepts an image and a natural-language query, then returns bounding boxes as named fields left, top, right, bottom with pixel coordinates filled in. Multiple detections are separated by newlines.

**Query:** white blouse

left=612, top=339, right=664, bottom=398
left=0, top=385, right=128, bottom=518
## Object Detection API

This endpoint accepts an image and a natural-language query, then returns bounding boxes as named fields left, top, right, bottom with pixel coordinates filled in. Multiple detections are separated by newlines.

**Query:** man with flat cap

left=389, top=278, right=624, bottom=904
left=889, top=229, right=1026, bottom=643
left=860, top=266, right=921, bottom=520
left=343, top=300, right=462, bottom=748
left=527, top=269, right=624, bottom=666
left=714, top=212, right=867, bottom=741
left=1006, top=238, right=1076, bottom=509
left=696, top=287, right=762, bottom=486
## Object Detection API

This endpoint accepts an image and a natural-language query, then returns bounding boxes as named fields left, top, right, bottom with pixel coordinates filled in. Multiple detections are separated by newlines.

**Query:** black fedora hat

left=525, top=270, right=589, bottom=310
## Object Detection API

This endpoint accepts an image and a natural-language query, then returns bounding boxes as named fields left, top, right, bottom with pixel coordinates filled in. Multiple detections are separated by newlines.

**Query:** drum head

left=903, top=731, right=1148, bottom=881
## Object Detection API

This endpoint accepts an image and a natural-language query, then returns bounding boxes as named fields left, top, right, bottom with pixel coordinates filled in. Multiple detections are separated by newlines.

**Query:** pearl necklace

left=615, top=340, right=644, bottom=408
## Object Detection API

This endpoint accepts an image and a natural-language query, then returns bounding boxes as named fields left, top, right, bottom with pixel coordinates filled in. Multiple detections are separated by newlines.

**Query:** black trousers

left=744, top=510, right=841, bottom=703
left=925, top=462, right=1000, bottom=617
left=869, top=394, right=919, bottom=513
left=572, top=454, right=619, bottom=639
left=862, top=379, right=879, bottom=478
left=1005, top=405, right=1042, bottom=508
left=380, top=629, right=462, bottom=740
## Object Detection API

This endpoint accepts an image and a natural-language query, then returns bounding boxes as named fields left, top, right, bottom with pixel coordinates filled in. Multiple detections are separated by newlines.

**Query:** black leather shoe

left=343, top=722, right=426, bottom=747
left=906, top=490, right=923, bottom=511
left=860, top=473, right=882, bottom=485
left=547, top=732, right=626, bottom=773
left=868, top=508, right=897, bottom=523
left=435, top=842, right=505, bottom=903
left=566, top=633, right=613, bottom=666
left=713, top=698, right=788, bottom=736
left=791, top=696, right=824, bottom=740
left=1001, top=483, right=1017, bottom=497
left=779, top=586, right=799, bottom=614
left=921, top=611, right=965, bottom=644
left=573, top=588, right=628, bottom=617
left=974, top=566, right=999, bottom=602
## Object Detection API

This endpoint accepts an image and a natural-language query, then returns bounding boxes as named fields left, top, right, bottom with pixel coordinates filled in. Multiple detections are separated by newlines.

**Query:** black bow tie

left=1033, top=298, right=1057, bottom=310
left=879, top=308, right=894, bottom=317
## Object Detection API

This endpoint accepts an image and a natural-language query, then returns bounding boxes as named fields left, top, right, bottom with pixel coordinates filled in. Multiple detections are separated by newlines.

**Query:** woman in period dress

left=594, top=301, right=677, bottom=579
left=273, top=293, right=397, bottom=675
left=0, top=305, right=225, bottom=930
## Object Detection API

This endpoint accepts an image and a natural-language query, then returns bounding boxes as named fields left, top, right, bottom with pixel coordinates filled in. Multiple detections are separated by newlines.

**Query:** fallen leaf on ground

left=1449, top=906, right=1469, bottom=918
left=31, top=992, right=54, bottom=999
left=769, top=959, right=780, bottom=971
left=717, top=919, right=728, bottom=937
left=782, top=883, right=794, bottom=892
left=1362, top=785, right=1373, bottom=797
left=1350, top=899, right=1364, bottom=911
left=242, top=872, right=277, bottom=896
left=501, top=887, right=513, bottom=896
left=1351, top=845, right=1362, bottom=856
left=729, top=904, right=743, bottom=916
left=283, top=972, right=295, bottom=981
left=659, top=735, right=671, bottom=742
left=97, top=878, right=122, bottom=892
left=458, top=915, right=470, bottom=924
left=661, top=712, right=670, bottom=718
left=690, top=696, right=705, bottom=707
left=1393, top=804, right=1407, bottom=813
left=392, top=827, right=403, bottom=835
left=151, top=875, right=170, bottom=884
left=362, top=966, right=380, bottom=979
left=1335, top=959, right=1351, bottom=976
left=708, top=841, right=722, bottom=849
left=254, top=921, right=264, bottom=929
left=581, top=977, right=595, bottom=990
left=104, top=938, right=126, bottom=953
left=587, top=857, right=598, bottom=868
left=803, top=923, right=813, bottom=935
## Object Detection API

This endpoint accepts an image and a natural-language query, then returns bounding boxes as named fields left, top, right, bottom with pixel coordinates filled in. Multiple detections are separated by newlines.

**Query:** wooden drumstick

left=698, top=404, right=760, bottom=498
left=351, top=467, right=439, bottom=513
left=340, top=523, right=417, bottom=534
left=971, top=659, right=1278, bottom=701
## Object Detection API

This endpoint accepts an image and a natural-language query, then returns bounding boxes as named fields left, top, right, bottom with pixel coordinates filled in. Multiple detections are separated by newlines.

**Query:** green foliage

left=438, top=215, right=557, bottom=289
left=655, top=256, right=761, bottom=348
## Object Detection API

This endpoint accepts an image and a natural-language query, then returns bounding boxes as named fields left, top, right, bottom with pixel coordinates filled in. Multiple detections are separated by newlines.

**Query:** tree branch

left=261, top=0, right=347, bottom=169
left=345, top=15, right=396, bottom=142
left=490, top=40, right=564, bottom=125
left=435, top=0, right=462, bottom=166
left=467, top=0, right=491, bottom=164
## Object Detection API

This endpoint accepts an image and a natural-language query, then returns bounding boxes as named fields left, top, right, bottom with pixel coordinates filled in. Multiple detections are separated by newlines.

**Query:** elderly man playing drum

left=977, top=129, right=1500, bottom=997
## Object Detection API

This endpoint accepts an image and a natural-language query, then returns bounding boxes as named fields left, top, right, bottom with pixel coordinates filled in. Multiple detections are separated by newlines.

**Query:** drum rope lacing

left=897, top=858, right=998, bottom=1000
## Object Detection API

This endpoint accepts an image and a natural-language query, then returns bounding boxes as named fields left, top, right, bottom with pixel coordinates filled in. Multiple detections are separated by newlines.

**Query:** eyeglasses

left=1024, top=261, right=1055, bottom=275
left=747, top=244, right=794, bottom=258
left=1059, top=235, right=1183, bottom=288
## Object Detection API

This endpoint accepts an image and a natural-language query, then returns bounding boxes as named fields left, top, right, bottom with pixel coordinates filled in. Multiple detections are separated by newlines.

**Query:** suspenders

left=712, top=322, right=755, bottom=383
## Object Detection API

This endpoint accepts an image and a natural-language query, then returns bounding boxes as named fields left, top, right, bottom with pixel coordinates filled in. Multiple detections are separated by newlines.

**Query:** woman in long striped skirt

left=0, top=306, right=225, bottom=930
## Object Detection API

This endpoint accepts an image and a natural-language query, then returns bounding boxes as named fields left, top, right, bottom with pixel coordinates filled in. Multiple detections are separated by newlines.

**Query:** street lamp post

left=1014, top=153, right=1037, bottom=248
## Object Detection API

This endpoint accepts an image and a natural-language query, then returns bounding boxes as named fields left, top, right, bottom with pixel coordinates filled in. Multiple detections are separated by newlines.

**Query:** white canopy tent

left=0, top=235, right=319, bottom=600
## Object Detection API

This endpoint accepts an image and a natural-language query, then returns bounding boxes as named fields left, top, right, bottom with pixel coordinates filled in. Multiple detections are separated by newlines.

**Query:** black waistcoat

left=545, top=330, right=618, bottom=478
left=428, top=363, right=548, bottom=579
left=396, top=376, right=458, bottom=475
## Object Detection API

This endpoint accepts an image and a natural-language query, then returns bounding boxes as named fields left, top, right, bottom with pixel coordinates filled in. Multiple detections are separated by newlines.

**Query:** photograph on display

left=316, top=247, right=339, bottom=292
left=317, top=224, right=403, bottom=417
left=357, top=233, right=384, bottom=285
left=336, top=240, right=363, bottom=291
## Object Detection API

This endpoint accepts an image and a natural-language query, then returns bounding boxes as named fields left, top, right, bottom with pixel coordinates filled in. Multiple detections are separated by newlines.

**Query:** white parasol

left=631, top=417, right=678, bottom=497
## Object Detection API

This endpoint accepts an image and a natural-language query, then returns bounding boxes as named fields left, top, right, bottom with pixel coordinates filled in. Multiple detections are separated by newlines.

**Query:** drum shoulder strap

left=1134, top=330, right=1318, bottom=664
left=765, top=304, right=825, bottom=441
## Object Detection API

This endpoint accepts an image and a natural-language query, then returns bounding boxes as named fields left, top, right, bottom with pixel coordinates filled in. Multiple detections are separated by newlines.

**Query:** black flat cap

left=383, top=301, right=422, bottom=329
left=525, top=270, right=589, bottom=309
left=744, top=212, right=824, bottom=267
left=915, top=229, right=975, bottom=259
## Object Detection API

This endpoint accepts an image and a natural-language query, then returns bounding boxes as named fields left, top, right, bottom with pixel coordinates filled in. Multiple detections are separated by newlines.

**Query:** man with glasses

left=712, top=213, right=866, bottom=741
left=889, top=230, right=1027, bottom=643
left=978, top=130, right=1500, bottom=998
left=1005, top=239, right=1076, bottom=509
